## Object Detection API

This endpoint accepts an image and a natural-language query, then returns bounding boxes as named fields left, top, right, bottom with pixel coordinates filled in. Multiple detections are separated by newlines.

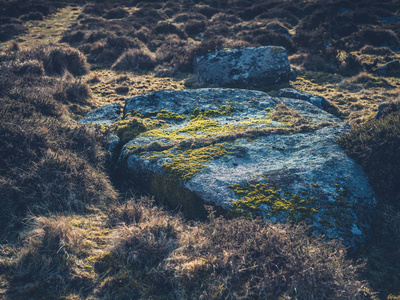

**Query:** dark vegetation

left=0, top=44, right=117, bottom=238
left=339, top=103, right=400, bottom=296
left=1, top=0, right=400, bottom=298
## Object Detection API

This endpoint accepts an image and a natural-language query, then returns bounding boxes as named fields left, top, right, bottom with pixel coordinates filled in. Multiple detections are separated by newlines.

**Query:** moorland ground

left=1, top=0, right=400, bottom=298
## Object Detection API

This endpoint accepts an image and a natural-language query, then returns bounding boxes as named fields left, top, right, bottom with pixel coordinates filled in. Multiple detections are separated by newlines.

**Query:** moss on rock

left=228, top=182, right=318, bottom=223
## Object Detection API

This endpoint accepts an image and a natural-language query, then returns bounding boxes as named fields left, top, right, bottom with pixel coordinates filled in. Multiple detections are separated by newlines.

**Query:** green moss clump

left=162, top=143, right=229, bottom=181
left=111, top=118, right=148, bottom=144
left=228, top=182, right=318, bottom=222
left=142, top=114, right=282, bottom=141
left=190, top=105, right=236, bottom=119
left=109, top=114, right=165, bottom=144
left=146, top=109, right=187, bottom=121
left=142, top=117, right=233, bottom=141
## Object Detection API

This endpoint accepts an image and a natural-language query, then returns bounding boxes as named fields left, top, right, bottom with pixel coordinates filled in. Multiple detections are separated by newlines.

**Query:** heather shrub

left=31, top=45, right=89, bottom=76
left=131, top=8, right=165, bottom=23
left=12, top=59, right=45, bottom=76
left=238, top=4, right=263, bottom=21
left=54, top=79, right=92, bottom=104
left=152, top=21, right=186, bottom=39
left=134, top=26, right=151, bottom=42
left=345, top=28, right=400, bottom=50
left=0, top=23, right=27, bottom=42
left=293, top=26, right=332, bottom=52
left=210, top=12, right=242, bottom=25
left=112, top=47, right=155, bottom=71
left=184, top=20, right=207, bottom=36
left=290, top=53, right=338, bottom=73
left=59, top=30, right=86, bottom=44
left=173, top=13, right=207, bottom=23
left=82, top=3, right=107, bottom=15
left=115, top=86, right=129, bottom=95
left=0, top=17, right=23, bottom=25
left=265, top=20, right=290, bottom=35
left=20, top=11, right=44, bottom=21
left=193, top=4, right=220, bottom=18
left=257, top=8, right=299, bottom=26
left=338, top=52, right=364, bottom=76
left=352, top=9, right=380, bottom=25
left=338, top=111, right=400, bottom=208
left=241, top=29, right=295, bottom=53
left=360, top=45, right=395, bottom=55
left=103, top=7, right=129, bottom=19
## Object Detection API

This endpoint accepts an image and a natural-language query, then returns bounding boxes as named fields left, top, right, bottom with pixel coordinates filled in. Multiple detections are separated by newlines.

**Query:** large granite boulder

left=109, top=88, right=376, bottom=250
left=193, top=46, right=291, bottom=88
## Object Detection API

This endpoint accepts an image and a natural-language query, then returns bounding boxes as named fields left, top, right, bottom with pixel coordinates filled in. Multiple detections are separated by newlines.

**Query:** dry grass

left=84, top=69, right=185, bottom=108
left=97, top=199, right=372, bottom=299
left=291, top=71, right=400, bottom=125
left=0, top=45, right=117, bottom=238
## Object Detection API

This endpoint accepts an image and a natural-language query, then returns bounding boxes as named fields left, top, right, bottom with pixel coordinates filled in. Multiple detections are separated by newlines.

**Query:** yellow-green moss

left=146, top=109, right=187, bottom=121
left=109, top=114, right=165, bottom=144
left=190, top=105, right=236, bottom=118
left=228, top=182, right=318, bottom=222
left=142, top=114, right=283, bottom=141
left=142, top=117, right=226, bottom=141
left=161, top=143, right=229, bottom=181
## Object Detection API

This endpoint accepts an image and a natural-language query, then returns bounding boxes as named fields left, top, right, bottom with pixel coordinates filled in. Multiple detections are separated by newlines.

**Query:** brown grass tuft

left=112, top=47, right=156, bottom=71
left=2, top=216, right=84, bottom=298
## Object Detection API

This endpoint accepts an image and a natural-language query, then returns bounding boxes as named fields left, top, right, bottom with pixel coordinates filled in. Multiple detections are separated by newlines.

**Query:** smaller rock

left=194, top=46, right=291, bottom=89
left=376, top=60, right=400, bottom=77
left=375, top=102, right=400, bottom=119
left=79, top=103, right=121, bottom=126
left=107, top=134, right=120, bottom=154
left=275, top=88, right=331, bottom=111
left=382, top=15, right=400, bottom=24
left=290, top=69, right=297, bottom=81
left=375, top=103, right=390, bottom=119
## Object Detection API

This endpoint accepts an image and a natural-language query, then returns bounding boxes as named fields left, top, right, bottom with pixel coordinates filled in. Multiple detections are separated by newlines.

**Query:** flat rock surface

left=116, top=88, right=376, bottom=249
left=194, top=46, right=291, bottom=88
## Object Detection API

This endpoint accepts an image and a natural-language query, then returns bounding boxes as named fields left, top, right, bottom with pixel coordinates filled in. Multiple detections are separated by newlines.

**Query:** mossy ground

left=291, top=70, right=400, bottom=126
